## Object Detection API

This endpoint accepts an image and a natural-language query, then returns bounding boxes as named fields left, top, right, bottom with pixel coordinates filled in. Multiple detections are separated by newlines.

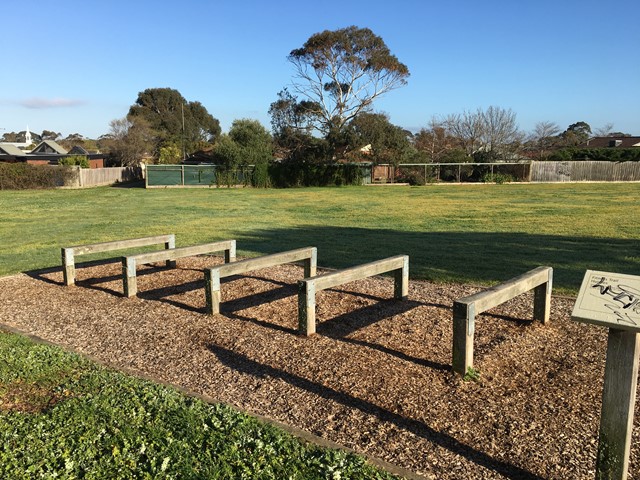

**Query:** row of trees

left=5, top=26, right=633, bottom=169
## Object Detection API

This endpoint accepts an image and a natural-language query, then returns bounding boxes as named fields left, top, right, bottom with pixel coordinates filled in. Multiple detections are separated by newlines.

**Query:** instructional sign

left=572, top=270, right=640, bottom=332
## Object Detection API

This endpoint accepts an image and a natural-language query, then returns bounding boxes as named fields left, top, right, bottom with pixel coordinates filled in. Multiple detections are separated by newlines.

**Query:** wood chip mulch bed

left=1, top=256, right=637, bottom=480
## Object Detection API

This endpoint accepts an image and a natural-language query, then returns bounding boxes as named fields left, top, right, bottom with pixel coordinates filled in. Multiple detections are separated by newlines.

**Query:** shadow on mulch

left=207, top=343, right=544, bottom=480
left=25, top=261, right=170, bottom=296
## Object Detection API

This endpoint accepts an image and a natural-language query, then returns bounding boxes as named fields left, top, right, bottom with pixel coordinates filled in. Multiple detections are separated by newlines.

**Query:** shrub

left=58, top=155, right=89, bottom=168
left=482, top=172, right=514, bottom=184
left=0, top=163, right=76, bottom=190
left=252, top=162, right=271, bottom=188
left=268, top=162, right=363, bottom=188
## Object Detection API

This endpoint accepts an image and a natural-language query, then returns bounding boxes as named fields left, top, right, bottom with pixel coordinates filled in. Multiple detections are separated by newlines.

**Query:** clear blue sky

left=2, top=0, right=638, bottom=139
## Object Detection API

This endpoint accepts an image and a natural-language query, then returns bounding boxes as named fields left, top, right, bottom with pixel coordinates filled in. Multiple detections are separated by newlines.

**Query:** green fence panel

left=146, top=165, right=184, bottom=186
left=183, top=166, right=216, bottom=185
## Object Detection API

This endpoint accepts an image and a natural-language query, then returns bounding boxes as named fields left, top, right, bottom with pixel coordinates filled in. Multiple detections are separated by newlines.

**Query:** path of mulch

left=0, top=256, right=636, bottom=479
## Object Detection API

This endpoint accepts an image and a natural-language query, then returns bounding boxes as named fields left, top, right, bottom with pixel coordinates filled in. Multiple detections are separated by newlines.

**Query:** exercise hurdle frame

left=122, top=240, right=236, bottom=297
left=298, top=255, right=409, bottom=336
left=204, top=247, right=317, bottom=315
left=62, top=234, right=175, bottom=286
left=452, top=266, right=552, bottom=375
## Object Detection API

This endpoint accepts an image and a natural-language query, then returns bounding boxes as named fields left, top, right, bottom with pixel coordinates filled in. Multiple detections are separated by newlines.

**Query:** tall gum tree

left=287, top=26, right=409, bottom=137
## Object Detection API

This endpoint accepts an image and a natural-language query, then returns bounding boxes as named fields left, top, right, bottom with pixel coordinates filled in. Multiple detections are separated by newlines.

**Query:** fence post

left=224, top=241, right=236, bottom=263
left=298, top=280, right=316, bottom=336
left=452, top=301, right=474, bottom=375
left=61, top=248, right=75, bottom=286
left=122, top=257, right=137, bottom=298
left=165, top=235, right=176, bottom=268
left=596, top=329, right=640, bottom=480
left=304, top=247, right=317, bottom=278
left=204, top=269, right=220, bottom=315
left=533, top=269, right=552, bottom=324
left=393, top=256, right=409, bottom=299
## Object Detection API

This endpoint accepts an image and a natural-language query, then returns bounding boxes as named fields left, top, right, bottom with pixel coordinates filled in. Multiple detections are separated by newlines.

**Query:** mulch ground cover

left=0, top=255, right=636, bottom=479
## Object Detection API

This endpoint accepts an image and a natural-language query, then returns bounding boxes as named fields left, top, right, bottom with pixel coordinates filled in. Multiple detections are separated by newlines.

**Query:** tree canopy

left=212, top=119, right=273, bottom=170
left=348, top=113, right=414, bottom=164
left=128, top=88, right=221, bottom=157
left=287, top=26, right=409, bottom=136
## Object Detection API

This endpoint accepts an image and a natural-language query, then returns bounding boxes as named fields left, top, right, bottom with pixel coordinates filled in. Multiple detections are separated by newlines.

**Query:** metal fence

left=377, top=162, right=531, bottom=184
left=145, top=161, right=640, bottom=188
left=145, top=165, right=253, bottom=187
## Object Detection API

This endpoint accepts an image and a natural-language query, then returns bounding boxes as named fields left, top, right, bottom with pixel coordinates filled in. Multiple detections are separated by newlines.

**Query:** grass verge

left=0, top=329, right=397, bottom=479
left=1, top=183, right=638, bottom=294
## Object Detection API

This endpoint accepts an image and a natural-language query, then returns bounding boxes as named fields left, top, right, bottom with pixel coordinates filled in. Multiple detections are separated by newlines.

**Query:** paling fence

left=529, top=160, right=640, bottom=182
left=378, top=161, right=640, bottom=184
left=66, top=166, right=142, bottom=187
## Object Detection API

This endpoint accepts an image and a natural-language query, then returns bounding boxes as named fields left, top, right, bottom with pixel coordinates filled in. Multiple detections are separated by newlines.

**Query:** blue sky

left=2, top=0, right=639, bottom=139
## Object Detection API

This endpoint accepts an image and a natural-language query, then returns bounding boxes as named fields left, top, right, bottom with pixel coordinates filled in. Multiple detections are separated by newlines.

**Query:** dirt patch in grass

left=0, top=256, right=627, bottom=479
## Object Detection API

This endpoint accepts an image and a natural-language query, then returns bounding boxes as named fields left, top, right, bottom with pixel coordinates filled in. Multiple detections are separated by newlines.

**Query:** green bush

left=482, top=172, right=514, bottom=184
left=268, top=162, right=363, bottom=187
left=252, top=162, right=271, bottom=188
left=58, top=155, right=89, bottom=168
left=0, top=163, right=75, bottom=190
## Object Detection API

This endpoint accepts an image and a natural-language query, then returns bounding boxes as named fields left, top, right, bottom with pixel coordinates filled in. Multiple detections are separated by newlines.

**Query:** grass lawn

left=0, top=330, right=396, bottom=479
left=1, top=183, right=638, bottom=294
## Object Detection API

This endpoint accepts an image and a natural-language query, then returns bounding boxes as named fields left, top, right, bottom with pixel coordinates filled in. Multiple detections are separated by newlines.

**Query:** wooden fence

left=66, top=166, right=143, bottom=187
left=530, top=161, right=640, bottom=182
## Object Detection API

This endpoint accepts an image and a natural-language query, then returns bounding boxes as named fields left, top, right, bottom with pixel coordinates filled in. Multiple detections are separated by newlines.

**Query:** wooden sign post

left=572, top=270, right=640, bottom=480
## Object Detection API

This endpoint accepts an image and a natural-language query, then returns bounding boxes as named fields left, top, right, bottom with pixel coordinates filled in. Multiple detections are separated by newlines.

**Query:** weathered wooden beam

left=297, top=255, right=409, bottom=336
left=459, top=266, right=552, bottom=314
left=61, top=234, right=175, bottom=286
left=311, top=255, right=408, bottom=292
left=204, top=247, right=317, bottom=315
left=596, top=329, right=640, bottom=480
left=125, top=240, right=235, bottom=266
left=451, top=266, right=553, bottom=375
left=123, top=240, right=236, bottom=298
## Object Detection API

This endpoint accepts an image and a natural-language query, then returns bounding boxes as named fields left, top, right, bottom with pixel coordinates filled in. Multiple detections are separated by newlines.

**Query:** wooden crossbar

left=122, top=240, right=236, bottom=297
left=298, top=255, right=409, bottom=336
left=204, top=247, right=317, bottom=315
left=452, top=266, right=553, bottom=375
left=62, top=234, right=175, bottom=286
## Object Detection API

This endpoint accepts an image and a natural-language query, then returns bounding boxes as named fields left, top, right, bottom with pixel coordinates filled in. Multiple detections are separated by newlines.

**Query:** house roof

left=0, top=144, right=27, bottom=156
left=31, top=140, right=68, bottom=155
left=69, top=145, right=89, bottom=155
left=584, top=136, right=640, bottom=148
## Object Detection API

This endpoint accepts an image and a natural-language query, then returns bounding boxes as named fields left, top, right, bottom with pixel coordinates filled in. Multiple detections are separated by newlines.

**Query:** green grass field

left=1, top=183, right=638, bottom=294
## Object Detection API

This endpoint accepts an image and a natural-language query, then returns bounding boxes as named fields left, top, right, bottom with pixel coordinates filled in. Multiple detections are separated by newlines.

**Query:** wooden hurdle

left=298, top=255, right=409, bottom=336
left=204, top=247, right=317, bottom=315
left=122, top=240, right=236, bottom=297
left=61, top=234, right=175, bottom=286
left=452, top=266, right=553, bottom=375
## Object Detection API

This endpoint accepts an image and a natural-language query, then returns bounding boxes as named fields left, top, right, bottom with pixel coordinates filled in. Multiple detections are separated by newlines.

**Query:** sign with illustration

left=572, top=270, right=640, bottom=332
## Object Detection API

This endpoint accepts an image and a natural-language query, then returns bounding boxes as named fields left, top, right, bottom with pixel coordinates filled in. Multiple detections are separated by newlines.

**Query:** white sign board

left=572, top=270, right=640, bottom=332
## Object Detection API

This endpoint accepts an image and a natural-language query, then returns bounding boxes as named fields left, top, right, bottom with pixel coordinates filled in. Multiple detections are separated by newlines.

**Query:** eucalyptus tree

left=286, top=26, right=410, bottom=140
